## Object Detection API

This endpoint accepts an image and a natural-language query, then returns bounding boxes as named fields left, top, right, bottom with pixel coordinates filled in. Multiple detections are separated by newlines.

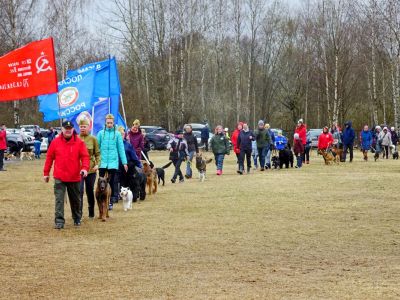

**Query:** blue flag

left=38, top=70, right=96, bottom=122
left=68, top=98, right=127, bottom=135
left=67, top=57, right=121, bottom=118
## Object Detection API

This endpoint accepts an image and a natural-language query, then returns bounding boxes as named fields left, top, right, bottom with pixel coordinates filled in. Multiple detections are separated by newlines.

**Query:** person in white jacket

left=378, top=127, right=392, bottom=159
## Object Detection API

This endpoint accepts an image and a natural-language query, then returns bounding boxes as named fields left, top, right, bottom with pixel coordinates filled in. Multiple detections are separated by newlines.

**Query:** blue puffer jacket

left=360, top=130, right=372, bottom=151
left=97, top=126, right=127, bottom=169
left=275, top=135, right=288, bottom=150
left=342, top=121, right=355, bottom=145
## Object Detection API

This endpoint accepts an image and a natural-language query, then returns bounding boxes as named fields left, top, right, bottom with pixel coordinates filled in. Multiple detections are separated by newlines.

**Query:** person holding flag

left=97, top=114, right=128, bottom=210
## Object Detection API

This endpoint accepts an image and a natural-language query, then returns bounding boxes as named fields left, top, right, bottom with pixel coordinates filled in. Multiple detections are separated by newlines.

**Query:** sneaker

left=109, top=203, right=113, bottom=210
left=54, top=223, right=64, bottom=229
left=216, top=170, right=221, bottom=175
left=171, top=179, right=176, bottom=183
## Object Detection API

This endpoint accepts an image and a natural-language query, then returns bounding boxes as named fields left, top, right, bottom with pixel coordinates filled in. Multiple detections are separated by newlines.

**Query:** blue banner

left=68, top=98, right=126, bottom=135
left=38, top=70, right=96, bottom=122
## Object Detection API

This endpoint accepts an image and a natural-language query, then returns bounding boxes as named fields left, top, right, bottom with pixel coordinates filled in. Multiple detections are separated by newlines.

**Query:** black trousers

left=342, top=144, right=353, bottom=162
left=172, top=158, right=184, bottom=181
left=239, top=149, right=252, bottom=171
left=0, top=149, right=4, bottom=170
left=304, top=146, right=310, bottom=162
left=383, top=145, right=389, bottom=159
left=99, top=168, right=118, bottom=202
left=79, top=172, right=97, bottom=217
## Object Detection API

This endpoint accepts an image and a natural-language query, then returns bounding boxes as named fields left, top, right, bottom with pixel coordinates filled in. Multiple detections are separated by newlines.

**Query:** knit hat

left=298, top=119, right=303, bottom=124
left=132, top=119, right=140, bottom=126
left=258, top=120, right=264, bottom=126
left=383, top=126, right=388, bottom=131
left=294, top=133, right=300, bottom=140
left=105, top=114, right=114, bottom=120
left=79, top=118, right=89, bottom=126
left=376, top=125, right=381, bottom=130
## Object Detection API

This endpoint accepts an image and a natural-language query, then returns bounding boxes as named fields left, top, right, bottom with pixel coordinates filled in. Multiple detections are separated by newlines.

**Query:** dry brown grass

left=1, top=150, right=400, bottom=299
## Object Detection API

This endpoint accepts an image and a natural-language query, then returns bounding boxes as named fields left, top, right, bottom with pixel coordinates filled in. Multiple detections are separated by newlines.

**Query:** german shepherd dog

left=195, top=153, right=212, bottom=182
left=95, top=175, right=111, bottom=221
left=318, top=149, right=336, bottom=165
left=331, top=145, right=343, bottom=164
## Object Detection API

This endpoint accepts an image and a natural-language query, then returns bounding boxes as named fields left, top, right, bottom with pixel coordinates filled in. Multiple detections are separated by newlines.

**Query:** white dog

left=120, top=187, right=133, bottom=211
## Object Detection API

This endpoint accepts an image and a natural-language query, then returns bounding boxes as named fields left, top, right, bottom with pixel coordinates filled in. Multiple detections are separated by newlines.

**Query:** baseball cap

left=62, top=121, right=73, bottom=129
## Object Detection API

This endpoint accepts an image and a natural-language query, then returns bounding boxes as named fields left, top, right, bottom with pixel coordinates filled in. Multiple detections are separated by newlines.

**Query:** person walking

left=43, top=121, right=90, bottom=229
left=293, top=133, right=304, bottom=168
left=167, top=130, right=188, bottom=183
left=295, top=119, right=307, bottom=162
left=231, top=122, right=243, bottom=172
left=0, top=124, right=7, bottom=171
left=97, top=114, right=128, bottom=210
left=254, top=120, right=270, bottom=171
left=201, top=124, right=210, bottom=152
left=390, top=127, right=398, bottom=152
left=127, top=119, right=144, bottom=160
left=342, top=121, right=355, bottom=162
left=264, top=123, right=275, bottom=169
left=379, top=127, right=392, bottom=159
left=78, top=119, right=101, bottom=219
left=210, top=125, right=230, bottom=175
left=183, top=124, right=199, bottom=179
left=360, top=125, right=373, bottom=161
left=33, top=125, right=43, bottom=159
left=237, top=123, right=254, bottom=174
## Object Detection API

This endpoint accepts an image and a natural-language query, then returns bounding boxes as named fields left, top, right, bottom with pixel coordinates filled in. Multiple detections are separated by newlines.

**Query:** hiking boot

left=171, top=178, right=176, bottom=183
left=260, top=167, right=265, bottom=171
left=54, top=223, right=64, bottom=230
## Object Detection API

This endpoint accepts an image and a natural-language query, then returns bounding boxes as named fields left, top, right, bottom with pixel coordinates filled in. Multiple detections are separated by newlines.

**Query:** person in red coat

left=318, top=126, right=334, bottom=150
left=43, top=121, right=90, bottom=229
left=231, top=122, right=243, bottom=172
left=0, top=124, right=7, bottom=171
left=294, top=119, right=307, bottom=162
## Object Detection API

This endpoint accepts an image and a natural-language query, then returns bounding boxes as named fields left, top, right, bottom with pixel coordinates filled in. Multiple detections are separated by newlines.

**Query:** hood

left=345, top=121, right=352, bottom=128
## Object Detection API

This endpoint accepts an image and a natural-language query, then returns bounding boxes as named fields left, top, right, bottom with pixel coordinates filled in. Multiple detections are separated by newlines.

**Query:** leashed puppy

left=142, top=161, right=158, bottom=195
left=95, top=175, right=111, bottom=221
left=120, top=187, right=133, bottom=211
left=195, top=153, right=212, bottom=182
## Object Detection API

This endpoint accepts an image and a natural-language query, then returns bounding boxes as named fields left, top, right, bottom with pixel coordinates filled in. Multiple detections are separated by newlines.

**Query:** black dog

left=149, top=161, right=173, bottom=186
left=127, top=164, right=146, bottom=202
left=279, top=147, right=294, bottom=169
left=393, top=151, right=399, bottom=160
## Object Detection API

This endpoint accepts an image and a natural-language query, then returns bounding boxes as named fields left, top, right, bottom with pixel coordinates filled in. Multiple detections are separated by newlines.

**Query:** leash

left=141, top=151, right=150, bottom=165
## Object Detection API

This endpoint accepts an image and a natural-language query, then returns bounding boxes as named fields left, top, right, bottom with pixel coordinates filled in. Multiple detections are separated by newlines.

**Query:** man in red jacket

left=0, top=124, right=7, bottom=171
left=43, top=121, right=90, bottom=229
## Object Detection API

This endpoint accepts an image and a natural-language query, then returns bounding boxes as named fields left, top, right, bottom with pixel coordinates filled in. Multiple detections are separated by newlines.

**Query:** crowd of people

left=1, top=115, right=399, bottom=229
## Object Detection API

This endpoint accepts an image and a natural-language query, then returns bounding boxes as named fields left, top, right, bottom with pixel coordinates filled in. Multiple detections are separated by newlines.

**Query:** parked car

left=184, top=123, right=216, bottom=149
left=140, top=126, right=171, bottom=150
left=5, top=129, right=34, bottom=153
left=307, top=129, right=322, bottom=148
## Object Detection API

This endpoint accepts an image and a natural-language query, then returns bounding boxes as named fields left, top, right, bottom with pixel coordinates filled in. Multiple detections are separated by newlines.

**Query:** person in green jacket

left=97, top=114, right=128, bottom=210
left=210, top=125, right=230, bottom=175
left=78, top=118, right=101, bottom=218
left=254, top=120, right=271, bottom=171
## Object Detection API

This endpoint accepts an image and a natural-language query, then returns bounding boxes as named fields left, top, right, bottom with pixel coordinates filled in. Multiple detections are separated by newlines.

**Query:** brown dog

left=142, top=161, right=158, bottom=195
left=318, top=149, right=335, bottom=165
left=95, top=175, right=111, bottom=221
left=331, top=145, right=343, bottom=164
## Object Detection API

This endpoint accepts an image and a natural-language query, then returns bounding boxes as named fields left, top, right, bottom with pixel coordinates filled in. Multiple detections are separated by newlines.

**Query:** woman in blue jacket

left=360, top=125, right=372, bottom=161
left=97, top=114, right=128, bottom=209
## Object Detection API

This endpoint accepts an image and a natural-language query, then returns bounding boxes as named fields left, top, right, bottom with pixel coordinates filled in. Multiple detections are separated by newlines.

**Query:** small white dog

left=120, top=187, right=133, bottom=211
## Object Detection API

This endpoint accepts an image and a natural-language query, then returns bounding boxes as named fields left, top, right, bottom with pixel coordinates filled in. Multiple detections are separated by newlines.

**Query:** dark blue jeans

left=257, top=146, right=269, bottom=169
left=214, top=154, right=225, bottom=171
left=296, top=155, right=302, bottom=168
left=172, top=158, right=184, bottom=181
left=34, top=141, right=41, bottom=158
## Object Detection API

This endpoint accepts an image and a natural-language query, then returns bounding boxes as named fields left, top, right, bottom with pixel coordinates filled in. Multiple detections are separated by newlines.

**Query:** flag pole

left=108, top=55, right=111, bottom=114
left=91, top=104, right=95, bottom=135
left=120, top=93, right=127, bottom=127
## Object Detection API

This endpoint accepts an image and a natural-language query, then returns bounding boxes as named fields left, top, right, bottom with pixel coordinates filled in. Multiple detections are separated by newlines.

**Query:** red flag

left=0, top=37, right=58, bottom=102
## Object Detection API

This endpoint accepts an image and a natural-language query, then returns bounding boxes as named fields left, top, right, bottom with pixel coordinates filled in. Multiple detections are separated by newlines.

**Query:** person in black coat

left=237, top=123, right=255, bottom=174
left=200, top=125, right=210, bottom=151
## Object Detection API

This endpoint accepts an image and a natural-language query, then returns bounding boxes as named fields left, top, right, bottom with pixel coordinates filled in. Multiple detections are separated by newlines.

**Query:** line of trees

left=2, top=0, right=400, bottom=133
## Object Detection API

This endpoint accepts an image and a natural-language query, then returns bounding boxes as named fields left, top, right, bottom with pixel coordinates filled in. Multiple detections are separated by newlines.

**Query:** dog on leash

left=120, top=187, right=133, bottom=211
left=318, top=149, right=335, bottom=165
left=195, top=153, right=212, bottom=182
left=95, top=175, right=111, bottom=221
left=5, top=153, right=16, bottom=160
left=142, top=161, right=158, bottom=195
left=271, top=155, right=280, bottom=169
left=149, top=161, right=173, bottom=186
left=20, top=150, right=35, bottom=161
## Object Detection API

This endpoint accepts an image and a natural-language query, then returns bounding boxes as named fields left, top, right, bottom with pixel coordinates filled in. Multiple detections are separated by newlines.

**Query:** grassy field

left=0, top=150, right=399, bottom=299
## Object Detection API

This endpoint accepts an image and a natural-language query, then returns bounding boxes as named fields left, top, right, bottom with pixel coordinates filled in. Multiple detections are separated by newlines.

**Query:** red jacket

left=318, top=132, right=333, bottom=150
left=44, top=134, right=90, bottom=182
left=293, top=139, right=304, bottom=155
left=0, top=129, right=6, bottom=150
left=295, top=124, right=307, bottom=145
left=231, top=129, right=241, bottom=154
